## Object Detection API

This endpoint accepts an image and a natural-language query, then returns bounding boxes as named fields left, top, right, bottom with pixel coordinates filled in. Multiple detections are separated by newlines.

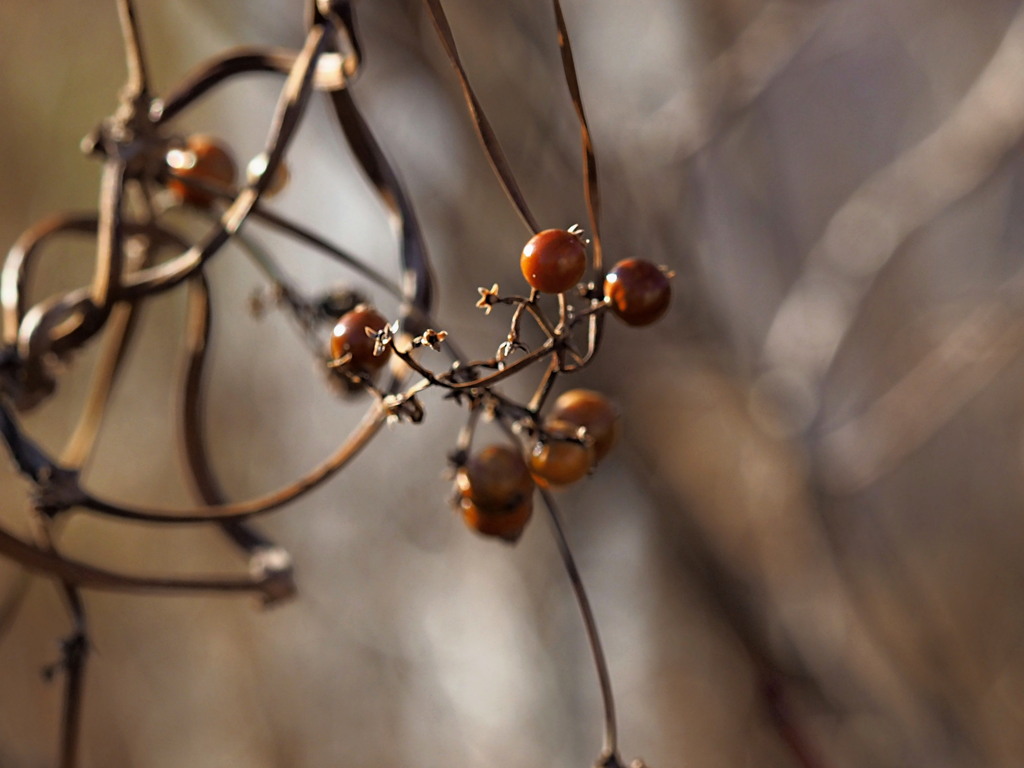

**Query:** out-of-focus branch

left=641, top=0, right=828, bottom=161
left=0, top=522, right=278, bottom=598
left=760, top=4, right=1024, bottom=429
left=819, top=295, right=1024, bottom=493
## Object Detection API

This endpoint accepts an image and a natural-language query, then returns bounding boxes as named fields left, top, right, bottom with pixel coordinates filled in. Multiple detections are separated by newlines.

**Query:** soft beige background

left=2, top=1, right=1024, bottom=766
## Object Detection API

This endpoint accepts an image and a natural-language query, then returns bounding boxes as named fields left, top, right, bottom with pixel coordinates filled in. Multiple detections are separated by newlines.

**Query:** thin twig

left=0, top=523, right=279, bottom=597
left=61, top=304, right=137, bottom=470
left=420, top=0, right=541, bottom=235
left=538, top=487, right=618, bottom=761
left=552, top=0, right=602, bottom=274
left=116, top=0, right=149, bottom=98
left=79, top=401, right=388, bottom=523
left=55, top=584, right=87, bottom=768
left=180, top=274, right=295, bottom=597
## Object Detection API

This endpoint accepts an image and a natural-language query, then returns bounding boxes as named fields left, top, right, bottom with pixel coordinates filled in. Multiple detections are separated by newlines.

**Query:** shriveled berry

left=330, top=305, right=391, bottom=376
left=529, top=419, right=595, bottom=487
left=459, top=498, right=533, bottom=543
left=604, top=258, right=671, bottom=326
left=548, top=389, right=620, bottom=464
left=165, top=135, right=237, bottom=207
left=520, top=229, right=587, bottom=294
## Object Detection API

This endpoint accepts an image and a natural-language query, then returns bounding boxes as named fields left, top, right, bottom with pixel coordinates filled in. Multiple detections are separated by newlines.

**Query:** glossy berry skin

left=548, top=389, right=620, bottom=464
left=520, top=229, right=587, bottom=294
left=330, top=305, right=391, bottom=376
left=529, top=419, right=595, bottom=487
left=604, top=258, right=671, bottom=326
left=456, top=444, right=535, bottom=542
left=165, top=135, right=237, bottom=207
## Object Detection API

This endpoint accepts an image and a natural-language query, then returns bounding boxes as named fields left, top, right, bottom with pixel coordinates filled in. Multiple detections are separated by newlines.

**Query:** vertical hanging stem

left=33, top=511, right=91, bottom=768
left=552, top=0, right=602, bottom=274
left=551, top=0, right=607, bottom=372
left=421, top=0, right=541, bottom=235
left=56, top=586, right=88, bottom=768
left=539, top=487, right=619, bottom=761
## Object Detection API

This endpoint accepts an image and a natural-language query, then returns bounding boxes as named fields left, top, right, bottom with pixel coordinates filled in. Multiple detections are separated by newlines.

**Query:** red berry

left=520, top=229, right=587, bottom=294
left=529, top=419, right=594, bottom=487
left=165, top=135, right=237, bottom=207
left=456, top=444, right=535, bottom=542
left=548, top=389, right=620, bottom=464
left=604, top=259, right=671, bottom=326
left=330, top=305, right=391, bottom=376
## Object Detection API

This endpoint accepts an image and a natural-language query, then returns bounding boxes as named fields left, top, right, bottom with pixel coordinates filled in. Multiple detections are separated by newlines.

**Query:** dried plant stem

left=538, top=487, right=618, bottom=761
left=0, top=1, right=658, bottom=763
left=421, top=0, right=540, bottom=235
left=0, top=521, right=282, bottom=596
left=390, top=339, right=556, bottom=393
left=49, top=294, right=134, bottom=765
left=28, top=518, right=88, bottom=768
left=80, top=400, right=388, bottom=523
left=453, top=405, right=481, bottom=456
left=116, top=0, right=149, bottom=98
left=155, top=49, right=324, bottom=124
left=180, top=274, right=294, bottom=595
left=61, top=302, right=137, bottom=469
left=551, top=0, right=602, bottom=274
left=248, top=205, right=403, bottom=301
left=55, top=584, right=87, bottom=768
left=326, top=85, right=435, bottom=327
left=180, top=274, right=230, bottom=504
left=528, top=356, right=560, bottom=413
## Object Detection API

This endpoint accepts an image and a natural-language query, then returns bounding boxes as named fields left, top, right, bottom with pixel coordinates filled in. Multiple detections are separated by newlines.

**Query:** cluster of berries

left=325, top=226, right=671, bottom=543
left=163, top=111, right=672, bottom=549
left=456, top=388, right=619, bottom=541
left=0, top=3, right=666, bottom=765
left=159, top=133, right=672, bottom=548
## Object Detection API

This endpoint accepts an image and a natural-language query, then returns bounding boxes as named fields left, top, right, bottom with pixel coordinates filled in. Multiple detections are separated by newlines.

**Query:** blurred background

left=2, top=0, right=1024, bottom=766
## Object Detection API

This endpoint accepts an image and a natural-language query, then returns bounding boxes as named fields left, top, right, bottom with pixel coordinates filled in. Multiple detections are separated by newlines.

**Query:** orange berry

left=330, top=305, right=391, bottom=376
left=165, top=135, right=236, bottom=207
left=548, top=389, right=620, bottom=464
left=529, top=419, right=595, bottom=487
left=520, top=229, right=587, bottom=294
